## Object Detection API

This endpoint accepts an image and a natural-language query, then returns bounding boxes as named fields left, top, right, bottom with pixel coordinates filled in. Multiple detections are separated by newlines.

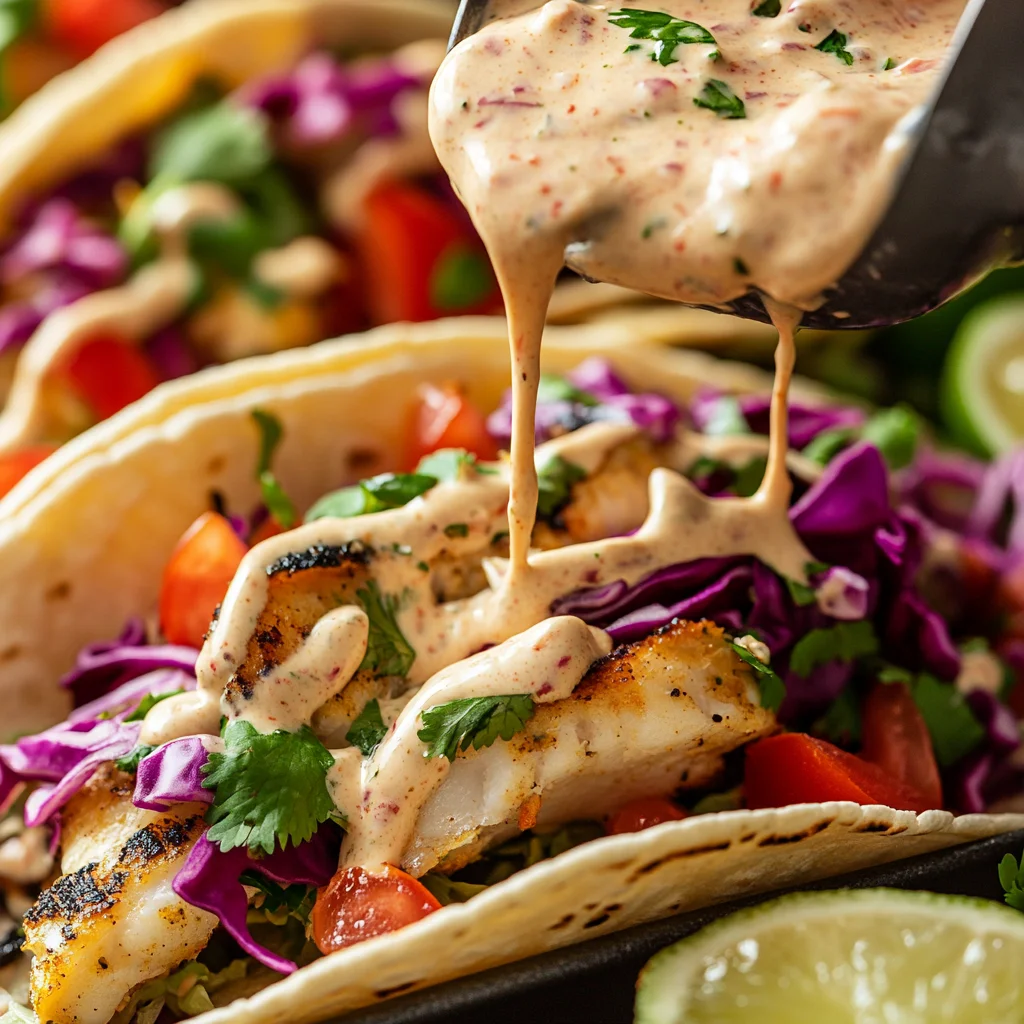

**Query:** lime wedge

left=940, top=295, right=1024, bottom=455
left=635, top=888, right=1024, bottom=1023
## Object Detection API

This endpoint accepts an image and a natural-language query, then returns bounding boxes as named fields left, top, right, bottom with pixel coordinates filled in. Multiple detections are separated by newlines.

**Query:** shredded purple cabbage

left=0, top=278, right=92, bottom=355
left=968, top=449, right=1024, bottom=554
left=59, top=618, right=198, bottom=707
left=133, top=736, right=215, bottom=811
left=487, top=357, right=680, bottom=444
left=689, top=390, right=865, bottom=448
left=1, top=199, right=126, bottom=289
left=238, top=52, right=424, bottom=148
left=174, top=827, right=341, bottom=973
left=145, top=326, right=199, bottom=382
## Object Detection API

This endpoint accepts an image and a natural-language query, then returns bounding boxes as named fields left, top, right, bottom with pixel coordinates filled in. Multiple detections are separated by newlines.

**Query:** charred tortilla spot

left=0, top=644, right=20, bottom=663
left=267, top=542, right=371, bottom=576
left=347, top=447, right=382, bottom=474
left=45, top=581, right=71, bottom=602
left=550, top=913, right=575, bottom=930
left=374, top=981, right=417, bottom=999
left=757, top=819, right=833, bottom=846
left=855, top=820, right=907, bottom=835
left=206, top=455, right=226, bottom=475
left=584, top=913, right=611, bottom=928
left=630, top=841, right=732, bottom=880
left=739, top=832, right=757, bottom=843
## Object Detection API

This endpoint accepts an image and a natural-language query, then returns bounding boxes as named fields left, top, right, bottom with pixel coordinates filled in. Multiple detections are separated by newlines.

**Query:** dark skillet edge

left=331, top=829, right=1024, bottom=1024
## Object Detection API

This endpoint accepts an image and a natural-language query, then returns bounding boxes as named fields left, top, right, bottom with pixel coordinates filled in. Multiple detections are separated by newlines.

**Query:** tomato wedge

left=605, top=796, right=687, bottom=835
left=62, top=336, right=160, bottom=421
left=41, top=0, right=166, bottom=58
left=860, top=681, right=943, bottom=809
left=312, top=865, right=441, bottom=953
left=744, top=733, right=934, bottom=813
left=0, top=444, right=58, bottom=501
left=404, top=382, right=499, bottom=469
left=159, top=513, right=247, bottom=649
left=357, top=181, right=500, bottom=324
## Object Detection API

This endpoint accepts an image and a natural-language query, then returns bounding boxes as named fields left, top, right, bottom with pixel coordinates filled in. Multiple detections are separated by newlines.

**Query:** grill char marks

left=225, top=542, right=375, bottom=708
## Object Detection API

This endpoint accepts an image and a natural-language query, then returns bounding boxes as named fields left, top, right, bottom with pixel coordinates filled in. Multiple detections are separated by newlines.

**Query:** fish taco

left=0, top=316, right=1022, bottom=1023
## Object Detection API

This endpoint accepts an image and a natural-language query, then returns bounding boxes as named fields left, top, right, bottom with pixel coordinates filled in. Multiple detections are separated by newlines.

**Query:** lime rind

left=940, top=294, right=1024, bottom=456
left=634, top=887, right=1024, bottom=1024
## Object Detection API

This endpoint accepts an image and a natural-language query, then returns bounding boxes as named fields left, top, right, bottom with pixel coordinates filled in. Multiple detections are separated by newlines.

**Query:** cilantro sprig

left=751, top=0, right=780, bottom=16
left=609, top=8, right=717, bottom=66
left=536, top=455, right=587, bottom=521
left=1000, top=850, right=1024, bottom=911
left=346, top=698, right=388, bottom=757
left=693, top=79, right=746, bottom=119
left=306, top=472, right=438, bottom=521
left=815, top=29, right=854, bottom=65
left=789, top=620, right=878, bottom=679
left=357, top=581, right=416, bottom=679
left=418, top=694, right=535, bottom=761
left=202, top=720, right=337, bottom=855
left=536, top=373, right=599, bottom=408
left=730, top=642, right=786, bottom=713
left=252, top=409, right=296, bottom=529
left=124, top=689, right=186, bottom=723
left=115, top=744, right=156, bottom=775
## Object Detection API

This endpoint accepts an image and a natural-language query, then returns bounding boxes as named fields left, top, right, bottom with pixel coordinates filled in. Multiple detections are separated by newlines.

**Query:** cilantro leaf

left=536, top=455, right=587, bottom=521
left=999, top=852, right=1024, bottom=912
left=418, top=694, right=535, bottom=761
left=730, top=642, right=786, bottom=713
left=751, top=0, right=780, bottom=15
left=785, top=575, right=817, bottom=607
left=536, top=373, right=599, bottom=407
left=429, top=246, right=496, bottom=311
left=251, top=409, right=296, bottom=529
left=346, top=698, right=388, bottom=757
left=882, top=56, right=897, bottom=71
left=306, top=472, right=438, bottom=522
left=416, top=448, right=495, bottom=481
left=444, top=523, right=469, bottom=538
left=115, top=744, right=156, bottom=774
left=124, top=689, right=186, bottom=723
left=815, top=29, right=854, bottom=65
left=202, top=720, right=336, bottom=855
left=860, top=405, right=920, bottom=471
left=357, top=581, right=416, bottom=679
left=694, top=79, right=746, bottom=119
left=609, top=8, right=716, bottom=66
left=789, top=620, right=878, bottom=679
left=239, top=871, right=317, bottom=922
left=910, top=673, right=985, bottom=766
left=150, top=103, right=272, bottom=186
left=812, top=686, right=862, bottom=746
left=802, top=427, right=855, bottom=466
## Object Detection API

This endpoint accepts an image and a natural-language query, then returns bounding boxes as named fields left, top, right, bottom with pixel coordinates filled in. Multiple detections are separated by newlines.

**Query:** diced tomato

left=61, top=336, right=160, bottom=421
left=41, top=0, right=166, bottom=58
left=744, top=733, right=934, bottom=814
left=159, top=512, right=247, bottom=649
left=605, top=796, right=687, bottom=835
left=312, top=865, right=441, bottom=953
left=860, top=682, right=943, bottom=809
left=357, top=181, right=501, bottom=324
left=404, top=382, right=499, bottom=469
left=0, top=444, right=58, bottom=500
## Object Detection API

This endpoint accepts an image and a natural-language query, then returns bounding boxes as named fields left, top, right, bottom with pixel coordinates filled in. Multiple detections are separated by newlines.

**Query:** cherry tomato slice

left=860, top=681, right=943, bottom=809
left=605, top=796, right=687, bottom=835
left=3, top=38, right=74, bottom=108
left=159, top=512, right=247, bottom=648
left=404, top=382, right=499, bottom=469
left=744, top=732, right=933, bottom=814
left=357, top=181, right=500, bottom=324
left=42, top=0, right=166, bottom=58
left=62, top=336, right=160, bottom=421
left=0, top=444, right=58, bottom=501
left=312, top=865, right=441, bottom=953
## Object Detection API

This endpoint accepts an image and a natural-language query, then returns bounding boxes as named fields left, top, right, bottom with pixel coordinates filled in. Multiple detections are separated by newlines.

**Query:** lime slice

left=940, top=295, right=1024, bottom=455
left=635, top=888, right=1024, bottom=1024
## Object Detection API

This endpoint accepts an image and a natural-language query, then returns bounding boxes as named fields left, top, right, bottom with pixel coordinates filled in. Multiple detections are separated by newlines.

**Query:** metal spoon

left=448, top=0, right=1024, bottom=330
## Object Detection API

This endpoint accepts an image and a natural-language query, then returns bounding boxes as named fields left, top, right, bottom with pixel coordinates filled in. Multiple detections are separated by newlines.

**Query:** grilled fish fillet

left=403, top=620, right=774, bottom=875
left=23, top=766, right=214, bottom=1024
